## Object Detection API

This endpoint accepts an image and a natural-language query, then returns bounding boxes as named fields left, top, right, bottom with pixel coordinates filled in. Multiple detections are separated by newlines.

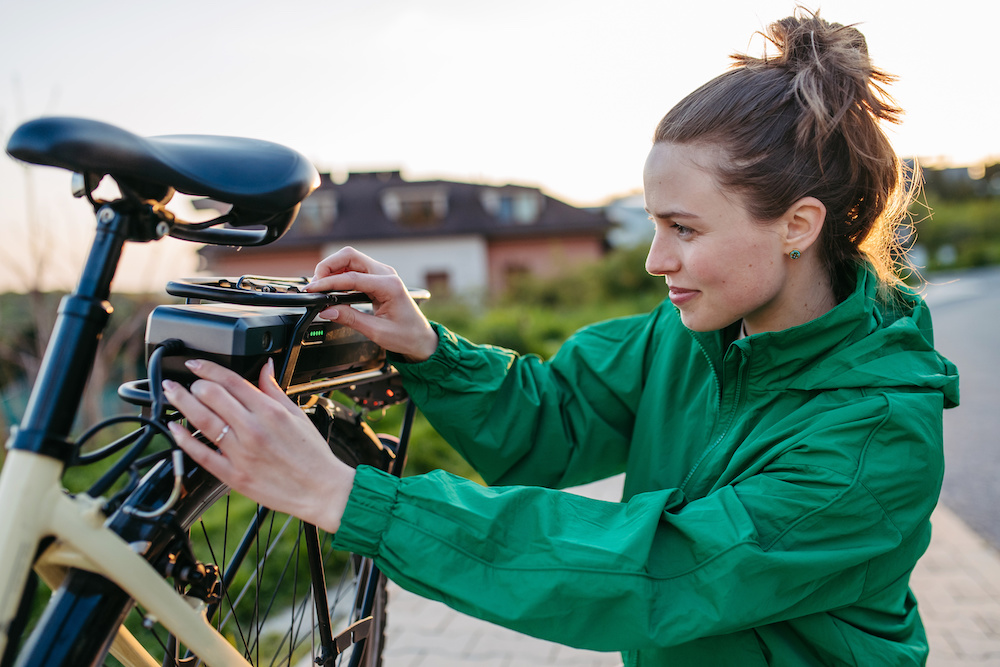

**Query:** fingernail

left=184, top=359, right=202, bottom=371
left=162, top=379, right=179, bottom=393
left=266, top=357, right=275, bottom=376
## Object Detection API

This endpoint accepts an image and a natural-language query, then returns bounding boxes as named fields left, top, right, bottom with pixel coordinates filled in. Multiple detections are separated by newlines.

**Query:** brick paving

left=380, top=477, right=1000, bottom=666
left=912, top=504, right=1000, bottom=665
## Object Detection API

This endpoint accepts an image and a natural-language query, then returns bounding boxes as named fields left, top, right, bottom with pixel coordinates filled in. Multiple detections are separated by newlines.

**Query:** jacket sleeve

left=392, top=315, right=660, bottom=489
left=330, top=391, right=943, bottom=652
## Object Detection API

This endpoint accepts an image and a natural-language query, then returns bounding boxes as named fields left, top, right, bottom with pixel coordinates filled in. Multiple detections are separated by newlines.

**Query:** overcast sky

left=1, top=0, right=994, bottom=291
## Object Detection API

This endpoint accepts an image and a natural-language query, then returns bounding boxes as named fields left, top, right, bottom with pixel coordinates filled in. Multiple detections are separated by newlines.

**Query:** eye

left=647, top=213, right=697, bottom=238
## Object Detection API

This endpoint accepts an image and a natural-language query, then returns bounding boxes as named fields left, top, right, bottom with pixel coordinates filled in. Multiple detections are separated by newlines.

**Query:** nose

left=645, top=228, right=680, bottom=276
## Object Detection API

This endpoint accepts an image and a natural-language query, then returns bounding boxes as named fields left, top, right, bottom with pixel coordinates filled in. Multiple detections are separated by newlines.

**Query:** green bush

left=404, top=243, right=670, bottom=479
left=910, top=190, right=1000, bottom=272
left=422, top=244, right=665, bottom=359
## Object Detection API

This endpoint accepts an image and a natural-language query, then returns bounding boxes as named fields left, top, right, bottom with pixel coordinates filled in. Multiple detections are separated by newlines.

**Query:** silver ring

left=216, top=424, right=231, bottom=444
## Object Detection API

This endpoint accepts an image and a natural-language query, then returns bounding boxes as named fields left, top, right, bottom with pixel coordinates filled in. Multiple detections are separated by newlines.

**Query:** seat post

left=7, top=204, right=131, bottom=462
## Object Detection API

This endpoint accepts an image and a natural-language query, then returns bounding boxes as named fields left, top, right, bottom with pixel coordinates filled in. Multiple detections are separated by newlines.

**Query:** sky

left=0, top=0, right=995, bottom=292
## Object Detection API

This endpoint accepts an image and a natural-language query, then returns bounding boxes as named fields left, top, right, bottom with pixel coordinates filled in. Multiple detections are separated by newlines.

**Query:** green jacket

left=332, top=266, right=959, bottom=666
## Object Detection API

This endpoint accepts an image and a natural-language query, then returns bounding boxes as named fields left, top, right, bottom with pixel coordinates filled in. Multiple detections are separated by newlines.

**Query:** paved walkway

left=380, top=477, right=1000, bottom=666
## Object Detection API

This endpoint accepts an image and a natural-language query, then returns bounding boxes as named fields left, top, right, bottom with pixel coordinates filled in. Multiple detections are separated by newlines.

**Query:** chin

left=677, top=310, right=738, bottom=333
left=677, top=313, right=714, bottom=332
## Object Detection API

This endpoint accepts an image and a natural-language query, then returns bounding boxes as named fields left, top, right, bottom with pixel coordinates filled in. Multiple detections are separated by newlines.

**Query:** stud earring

left=788, top=249, right=802, bottom=260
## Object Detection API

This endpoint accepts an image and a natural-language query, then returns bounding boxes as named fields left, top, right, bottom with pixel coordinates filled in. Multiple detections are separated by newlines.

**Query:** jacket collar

left=687, top=264, right=959, bottom=406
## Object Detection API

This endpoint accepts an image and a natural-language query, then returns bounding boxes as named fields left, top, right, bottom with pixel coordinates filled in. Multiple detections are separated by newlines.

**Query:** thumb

left=320, top=304, right=379, bottom=339
left=258, top=358, right=299, bottom=413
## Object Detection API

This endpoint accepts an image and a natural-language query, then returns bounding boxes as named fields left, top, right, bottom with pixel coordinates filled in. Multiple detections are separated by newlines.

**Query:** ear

left=781, top=196, right=826, bottom=253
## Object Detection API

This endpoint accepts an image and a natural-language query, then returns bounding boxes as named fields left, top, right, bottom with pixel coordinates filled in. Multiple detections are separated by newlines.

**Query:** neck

left=744, top=262, right=838, bottom=335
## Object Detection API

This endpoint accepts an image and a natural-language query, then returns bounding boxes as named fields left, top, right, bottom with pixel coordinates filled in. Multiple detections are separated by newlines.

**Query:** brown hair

left=653, top=7, right=913, bottom=299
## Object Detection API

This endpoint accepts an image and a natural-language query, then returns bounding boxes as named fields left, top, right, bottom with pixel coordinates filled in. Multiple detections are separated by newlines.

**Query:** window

left=504, top=263, right=530, bottom=283
left=424, top=271, right=451, bottom=297
left=481, top=188, right=542, bottom=225
left=381, top=187, right=448, bottom=227
left=296, top=191, right=337, bottom=233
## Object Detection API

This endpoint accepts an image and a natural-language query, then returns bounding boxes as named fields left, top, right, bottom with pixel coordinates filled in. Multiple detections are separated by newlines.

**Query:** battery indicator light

left=304, top=325, right=326, bottom=344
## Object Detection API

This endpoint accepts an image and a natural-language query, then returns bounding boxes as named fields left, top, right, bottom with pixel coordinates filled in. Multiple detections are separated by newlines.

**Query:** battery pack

left=145, top=302, right=385, bottom=387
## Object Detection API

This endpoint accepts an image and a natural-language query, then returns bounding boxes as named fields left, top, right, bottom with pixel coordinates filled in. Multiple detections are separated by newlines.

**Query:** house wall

left=322, top=236, right=489, bottom=299
left=200, top=235, right=604, bottom=299
left=203, top=248, right=322, bottom=279
left=487, top=236, right=605, bottom=294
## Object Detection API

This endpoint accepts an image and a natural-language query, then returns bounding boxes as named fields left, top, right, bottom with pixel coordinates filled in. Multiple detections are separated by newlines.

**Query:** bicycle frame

left=0, top=197, right=392, bottom=666
left=0, top=450, right=253, bottom=666
left=0, top=201, right=252, bottom=665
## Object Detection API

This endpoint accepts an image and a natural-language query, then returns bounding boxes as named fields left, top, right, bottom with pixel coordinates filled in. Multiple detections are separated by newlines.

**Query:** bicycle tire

left=8, top=422, right=391, bottom=667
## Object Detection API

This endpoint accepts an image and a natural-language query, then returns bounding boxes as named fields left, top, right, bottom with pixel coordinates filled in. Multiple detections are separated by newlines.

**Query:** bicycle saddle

left=5, top=117, right=319, bottom=214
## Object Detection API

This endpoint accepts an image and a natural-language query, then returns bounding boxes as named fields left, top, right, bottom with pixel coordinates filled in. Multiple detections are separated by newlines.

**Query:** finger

left=321, top=303, right=436, bottom=361
left=183, top=359, right=275, bottom=414
left=310, top=246, right=361, bottom=280
left=307, top=270, right=401, bottom=301
left=162, top=378, right=236, bottom=443
left=168, top=420, right=237, bottom=482
left=317, top=303, right=382, bottom=339
left=312, top=273, right=411, bottom=315
left=257, top=358, right=302, bottom=416
left=309, top=247, right=395, bottom=285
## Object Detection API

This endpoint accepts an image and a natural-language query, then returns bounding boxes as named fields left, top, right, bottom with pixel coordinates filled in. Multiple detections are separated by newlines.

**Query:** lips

left=668, top=286, right=699, bottom=306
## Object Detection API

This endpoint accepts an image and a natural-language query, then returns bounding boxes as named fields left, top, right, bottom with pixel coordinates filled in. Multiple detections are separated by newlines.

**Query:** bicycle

left=0, top=116, right=426, bottom=666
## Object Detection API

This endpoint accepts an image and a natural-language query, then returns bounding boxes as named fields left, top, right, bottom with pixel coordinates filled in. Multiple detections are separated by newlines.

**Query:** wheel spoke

left=13, top=418, right=389, bottom=667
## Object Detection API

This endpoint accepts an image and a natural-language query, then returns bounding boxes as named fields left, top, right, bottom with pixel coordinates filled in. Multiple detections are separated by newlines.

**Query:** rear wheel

left=8, top=480, right=386, bottom=667
left=146, top=491, right=388, bottom=667
left=8, top=400, right=393, bottom=667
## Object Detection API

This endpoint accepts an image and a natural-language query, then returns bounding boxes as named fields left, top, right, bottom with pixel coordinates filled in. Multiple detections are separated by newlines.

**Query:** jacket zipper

left=679, top=345, right=747, bottom=493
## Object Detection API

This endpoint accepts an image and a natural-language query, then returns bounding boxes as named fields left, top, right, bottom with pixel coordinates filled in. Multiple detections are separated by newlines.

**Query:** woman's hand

left=306, top=247, right=439, bottom=363
left=163, top=358, right=355, bottom=534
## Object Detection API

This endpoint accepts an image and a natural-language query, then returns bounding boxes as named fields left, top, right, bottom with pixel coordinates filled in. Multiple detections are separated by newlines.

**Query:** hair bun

left=732, top=7, right=901, bottom=145
left=769, top=12, right=869, bottom=74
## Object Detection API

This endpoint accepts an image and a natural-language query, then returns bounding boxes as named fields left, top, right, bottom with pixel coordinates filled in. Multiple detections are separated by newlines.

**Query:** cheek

left=735, top=250, right=785, bottom=297
left=711, top=244, right=778, bottom=295
left=691, top=243, right=748, bottom=281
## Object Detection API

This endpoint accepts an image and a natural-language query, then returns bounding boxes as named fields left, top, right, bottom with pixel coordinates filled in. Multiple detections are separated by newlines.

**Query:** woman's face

left=643, top=142, right=794, bottom=333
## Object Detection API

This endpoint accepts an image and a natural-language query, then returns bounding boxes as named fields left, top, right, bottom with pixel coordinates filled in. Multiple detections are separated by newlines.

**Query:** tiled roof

left=232, top=171, right=608, bottom=246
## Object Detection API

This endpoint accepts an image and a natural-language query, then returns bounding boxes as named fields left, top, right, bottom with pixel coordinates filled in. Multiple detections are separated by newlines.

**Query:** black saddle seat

left=6, top=117, right=319, bottom=213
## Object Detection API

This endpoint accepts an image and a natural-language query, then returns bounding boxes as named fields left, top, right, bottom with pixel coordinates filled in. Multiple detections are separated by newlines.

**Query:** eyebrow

left=645, top=208, right=699, bottom=220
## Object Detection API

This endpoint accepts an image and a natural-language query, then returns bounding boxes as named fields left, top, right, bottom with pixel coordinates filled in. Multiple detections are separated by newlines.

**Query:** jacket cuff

left=330, top=465, right=400, bottom=557
left=388, top=322, right=464, bottom=383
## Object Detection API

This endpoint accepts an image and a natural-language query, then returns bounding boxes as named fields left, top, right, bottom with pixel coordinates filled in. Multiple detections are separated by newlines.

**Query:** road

left=924, top=266, right=1000, bottom=549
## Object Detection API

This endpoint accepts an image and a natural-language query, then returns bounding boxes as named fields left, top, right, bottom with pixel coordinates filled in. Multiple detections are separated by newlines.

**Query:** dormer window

left=480, top=188, right=542, bottom=225
left=381, top=187, right=448, bottom=227
left=297, top=190, right=337, bottom=233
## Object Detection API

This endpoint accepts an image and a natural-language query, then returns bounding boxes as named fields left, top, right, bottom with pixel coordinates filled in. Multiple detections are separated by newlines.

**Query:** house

left=197, top=171, right=613, bottom=299
left=601, top=193, right=652, bottom=249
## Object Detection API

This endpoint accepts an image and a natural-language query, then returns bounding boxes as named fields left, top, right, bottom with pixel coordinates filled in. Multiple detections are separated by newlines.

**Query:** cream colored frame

left=0, top=448, right=252, bottom=667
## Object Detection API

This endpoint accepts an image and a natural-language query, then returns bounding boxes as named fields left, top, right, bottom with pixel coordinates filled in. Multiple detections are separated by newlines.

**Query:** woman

left=165, top=9, right=959, bottom=665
